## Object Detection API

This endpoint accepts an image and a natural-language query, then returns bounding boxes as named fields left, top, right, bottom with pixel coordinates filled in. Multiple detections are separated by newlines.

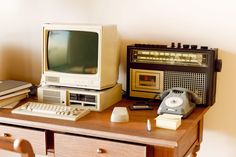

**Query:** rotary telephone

left=157, top=87, right=201, bottom=118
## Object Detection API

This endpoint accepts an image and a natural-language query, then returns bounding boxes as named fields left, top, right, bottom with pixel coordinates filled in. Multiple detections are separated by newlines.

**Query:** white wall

left=0, top=0, right=235, bottom=156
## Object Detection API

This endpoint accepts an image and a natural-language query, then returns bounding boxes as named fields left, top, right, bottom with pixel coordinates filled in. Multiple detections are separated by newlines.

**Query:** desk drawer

left=55, top=133, right=147, bottom=157
left=0, top=124, right=46, bottom=155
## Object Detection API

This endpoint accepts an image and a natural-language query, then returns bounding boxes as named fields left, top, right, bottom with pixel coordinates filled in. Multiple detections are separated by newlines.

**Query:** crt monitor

left=41, top=23, right=120, bottom=90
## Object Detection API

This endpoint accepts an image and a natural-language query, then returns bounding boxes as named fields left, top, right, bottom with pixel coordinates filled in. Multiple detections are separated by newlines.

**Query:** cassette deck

left=126, top=43, right=222, bottom=106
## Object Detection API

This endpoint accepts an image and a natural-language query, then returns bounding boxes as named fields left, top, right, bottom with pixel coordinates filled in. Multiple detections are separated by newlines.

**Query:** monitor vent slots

left=45, top=76, right=60, bottom=83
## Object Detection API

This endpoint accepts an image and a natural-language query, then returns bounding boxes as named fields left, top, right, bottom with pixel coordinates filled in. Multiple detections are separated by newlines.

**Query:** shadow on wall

left=204, top=50, right=236, bottom=139
left=1, top=45, right=32, bottom=82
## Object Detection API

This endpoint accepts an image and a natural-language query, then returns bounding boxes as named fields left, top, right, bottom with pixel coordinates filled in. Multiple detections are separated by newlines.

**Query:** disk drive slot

left=70, top=101, right=82, bottom=106
left=78, top=94, right=96, bottom=103
left=83, top=103, right=96, bottom=107
left=70, top=93, right=78, bottom=100
left=69, top=93, right=96, bottom=102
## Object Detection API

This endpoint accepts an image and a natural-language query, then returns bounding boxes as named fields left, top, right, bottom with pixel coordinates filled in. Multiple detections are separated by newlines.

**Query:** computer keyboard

left=12, top=102, right=90, bottom=121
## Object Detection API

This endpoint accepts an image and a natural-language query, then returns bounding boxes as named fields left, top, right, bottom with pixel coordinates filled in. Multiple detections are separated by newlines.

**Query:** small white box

left=155, top=114, right=182, bottom=130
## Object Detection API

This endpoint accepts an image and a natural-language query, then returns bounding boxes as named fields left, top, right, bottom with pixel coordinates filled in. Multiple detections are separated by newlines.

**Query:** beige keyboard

left=12, top=102, right=90, bottom=121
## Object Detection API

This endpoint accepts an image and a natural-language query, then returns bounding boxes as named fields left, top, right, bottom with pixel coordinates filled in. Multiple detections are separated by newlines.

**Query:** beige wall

left=0, top=0, right=235, bottom=156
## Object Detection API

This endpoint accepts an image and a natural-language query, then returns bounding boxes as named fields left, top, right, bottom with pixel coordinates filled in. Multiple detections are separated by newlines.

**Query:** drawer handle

left=3, top=133, right=11, bottom=137
left=96, top=148, right=104, bottom=154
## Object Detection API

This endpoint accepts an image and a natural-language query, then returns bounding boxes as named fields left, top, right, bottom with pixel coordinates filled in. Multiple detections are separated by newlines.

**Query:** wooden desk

left=0, top=99, right=209, bottom=157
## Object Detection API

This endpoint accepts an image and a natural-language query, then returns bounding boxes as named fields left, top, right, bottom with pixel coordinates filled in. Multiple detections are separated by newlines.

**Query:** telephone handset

left=158, top=87, right=200, bottom=118
left=161, top=87, right=201, bottom=104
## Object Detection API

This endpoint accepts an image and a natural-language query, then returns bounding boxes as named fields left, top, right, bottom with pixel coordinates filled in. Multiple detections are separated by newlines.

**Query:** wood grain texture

left=182, top=140, right=198, bottom=157
left=0, top=124, right=46, bottom=155
left=177, top=124, right=198, bottom=157
left=154, top=146, right=177, bottom=157
left=55, top=133, right=147, bottom=157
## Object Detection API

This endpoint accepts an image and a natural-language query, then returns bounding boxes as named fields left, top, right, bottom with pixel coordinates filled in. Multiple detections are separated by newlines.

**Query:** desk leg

left=189, top=145, right=200, bottom=157
left=189, top=118, right=203, bottom=157
left=188, top=118, right=203, bottom=157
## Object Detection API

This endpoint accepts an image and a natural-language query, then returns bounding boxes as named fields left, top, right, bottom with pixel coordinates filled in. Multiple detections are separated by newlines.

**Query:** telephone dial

left=157, top=87, right=201, bottom=118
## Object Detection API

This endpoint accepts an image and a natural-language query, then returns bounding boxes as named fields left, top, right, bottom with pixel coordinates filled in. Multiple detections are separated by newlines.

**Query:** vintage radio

left=127, top=43, right=222, bottom=106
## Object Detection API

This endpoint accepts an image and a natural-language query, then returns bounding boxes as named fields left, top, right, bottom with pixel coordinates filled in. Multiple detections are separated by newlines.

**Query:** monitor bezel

left=43, top=24, right=102, bottom=77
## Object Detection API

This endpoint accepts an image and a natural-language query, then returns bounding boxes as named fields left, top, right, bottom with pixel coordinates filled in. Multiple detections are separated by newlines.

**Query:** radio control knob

left=160, top=45, right=168, bottom=48
left=200, top=46, right=208, bottom=50
left=177, top=43, right=181, bottom=48
left=183, top=44, right=190, bottom=49
left=171, top=42, right=175, bottom=48
left=215, top=59, right=222, bottom=72
left=191, top=45, right=198, bottom=49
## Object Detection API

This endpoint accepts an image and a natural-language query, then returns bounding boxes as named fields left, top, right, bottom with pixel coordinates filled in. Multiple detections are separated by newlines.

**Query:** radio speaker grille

left=164, top=71, right=207, bottom=104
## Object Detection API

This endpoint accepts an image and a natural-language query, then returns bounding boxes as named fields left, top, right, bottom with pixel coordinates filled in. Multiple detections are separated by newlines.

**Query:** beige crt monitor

left=41, top=23, right=120, bottom=90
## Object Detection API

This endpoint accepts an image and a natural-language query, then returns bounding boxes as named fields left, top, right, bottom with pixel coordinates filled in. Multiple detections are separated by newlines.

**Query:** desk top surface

left=0, top=99, right=209, bottom=148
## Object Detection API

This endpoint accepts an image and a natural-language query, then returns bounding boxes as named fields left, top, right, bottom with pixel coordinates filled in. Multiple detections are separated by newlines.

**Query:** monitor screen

left=47, top=30, right=98, bottom=74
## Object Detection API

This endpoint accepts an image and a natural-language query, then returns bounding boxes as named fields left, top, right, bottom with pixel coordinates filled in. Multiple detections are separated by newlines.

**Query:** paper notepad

left=155, top=114, right=182, bottom=130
